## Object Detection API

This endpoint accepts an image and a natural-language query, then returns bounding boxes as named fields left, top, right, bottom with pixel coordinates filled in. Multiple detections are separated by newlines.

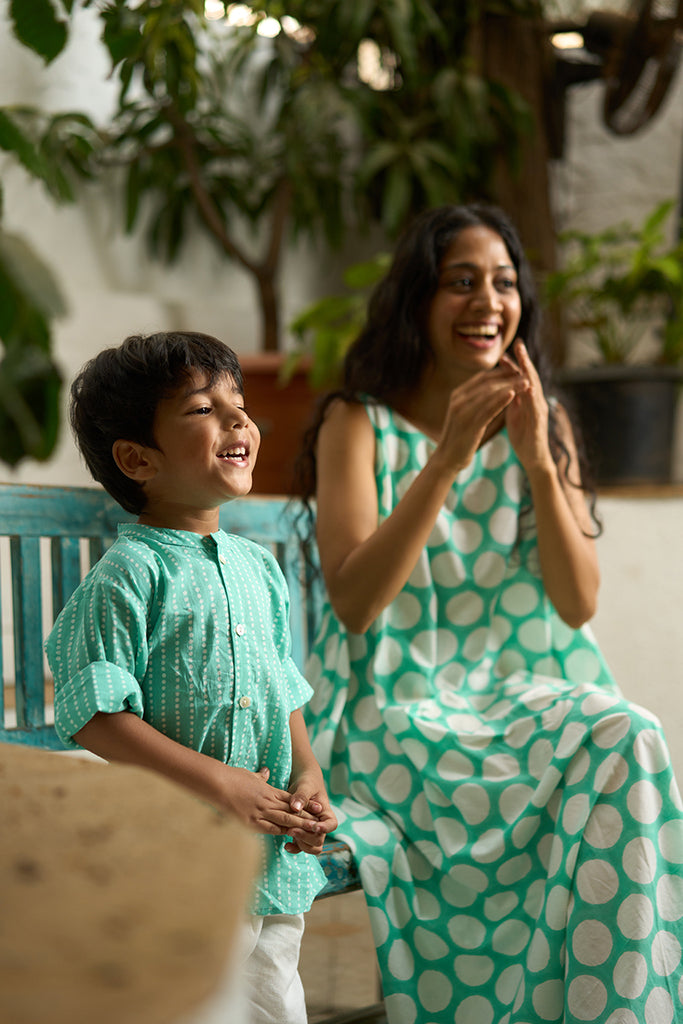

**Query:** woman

left=297, top=204, right=683, bottom=1024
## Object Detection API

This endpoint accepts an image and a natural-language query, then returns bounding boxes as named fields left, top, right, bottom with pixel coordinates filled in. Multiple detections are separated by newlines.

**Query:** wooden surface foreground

left=0, top=744, right=257, bottom=1024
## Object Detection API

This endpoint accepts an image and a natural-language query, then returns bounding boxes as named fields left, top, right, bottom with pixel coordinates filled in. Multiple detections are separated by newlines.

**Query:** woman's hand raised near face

left=434, top=358, right=529, bottom=476
left=502, top=341, right=554, bottom=476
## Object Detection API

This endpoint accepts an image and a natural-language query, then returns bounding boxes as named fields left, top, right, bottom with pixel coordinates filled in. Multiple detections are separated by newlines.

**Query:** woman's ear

left=112, top=440, right=159, bottom=482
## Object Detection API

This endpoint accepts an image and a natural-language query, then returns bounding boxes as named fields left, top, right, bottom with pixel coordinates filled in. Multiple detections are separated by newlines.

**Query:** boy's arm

left=285, top=709, right=338, bottom=855
left=75, top=710, right=322, bottom=839
left=255, top=547, right=337, bottom=847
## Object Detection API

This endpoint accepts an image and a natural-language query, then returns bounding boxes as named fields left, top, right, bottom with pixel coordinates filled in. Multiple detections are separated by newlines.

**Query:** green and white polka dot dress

left=306, top=402, right=683, bottom=1024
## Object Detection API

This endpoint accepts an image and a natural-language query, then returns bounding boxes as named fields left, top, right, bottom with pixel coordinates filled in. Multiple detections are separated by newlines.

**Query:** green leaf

left=125, top=160, right=142, bottom=232
left=0, top=345, right=62, bottom=466
left=337, top=0, right=375, bottom=40
left=343, top=254, right=391, bottom=289
left=0, top=231, right=68, bottom=322
left=356, top=141, right=401, bottom=187
left=382, top=160, right=412, bottom=236
left=652, top=255, right=683, bottom=286
left=381, top=0, right=418, bottom=80
left=9, top=0, right=69, bottom=64
left=0, top=269, right=19, bottom=338
left=642, top=199, right=675, bottom=241
left=101, top=3, right=145, bottom=69
left=412, top=0, right=447, bottom=44
left=0, top=110, right=47, bottom=180
left=290, top=294, right=354, bottom=333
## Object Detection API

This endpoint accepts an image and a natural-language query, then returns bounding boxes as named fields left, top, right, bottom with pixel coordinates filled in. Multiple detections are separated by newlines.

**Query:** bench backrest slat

left=0, top=484, right=321, bottom=749
left=11, top=536, right=44, bottom=729
left=51, top=536, right=83, bottom=619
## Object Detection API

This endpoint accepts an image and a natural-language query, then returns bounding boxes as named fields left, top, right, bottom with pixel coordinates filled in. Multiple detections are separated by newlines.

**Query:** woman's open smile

left=426, top=224, right=522, bottom=382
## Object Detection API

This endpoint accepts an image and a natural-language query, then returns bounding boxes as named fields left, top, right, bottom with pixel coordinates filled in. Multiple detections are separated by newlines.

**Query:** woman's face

left=425, top=225, right=523, bottom=382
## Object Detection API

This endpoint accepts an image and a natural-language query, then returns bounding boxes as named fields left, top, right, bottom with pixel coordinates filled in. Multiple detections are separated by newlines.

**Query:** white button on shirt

left=239, top=695, right=251, bottom=709
left=235, top=623, right=246, bottom=636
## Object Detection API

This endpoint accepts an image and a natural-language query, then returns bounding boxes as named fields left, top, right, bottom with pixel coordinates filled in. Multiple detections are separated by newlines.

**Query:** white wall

left=593, top=495, right=683, bottom=785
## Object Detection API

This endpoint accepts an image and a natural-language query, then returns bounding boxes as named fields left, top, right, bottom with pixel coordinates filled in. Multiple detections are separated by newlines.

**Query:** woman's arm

left=525, top=412, right=600, bottom=627
left=74, top=711, right=321, bottom=837
left=315, top=401, right=457, bottom=633
left=505, top=342, right=600, bottom=627
left=316, top=369, right=527, bottom=634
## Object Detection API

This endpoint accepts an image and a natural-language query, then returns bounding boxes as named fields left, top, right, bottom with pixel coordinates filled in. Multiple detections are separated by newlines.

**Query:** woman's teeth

left=461, top=326, right=498, bottom=337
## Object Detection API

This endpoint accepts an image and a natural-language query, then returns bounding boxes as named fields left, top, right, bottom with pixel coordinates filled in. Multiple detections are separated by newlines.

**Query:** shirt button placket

left=234, top=623, right=249, bottom=711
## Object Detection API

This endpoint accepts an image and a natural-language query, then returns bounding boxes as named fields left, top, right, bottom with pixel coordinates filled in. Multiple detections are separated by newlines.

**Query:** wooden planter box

left=238, top=353, right=320, bottom=495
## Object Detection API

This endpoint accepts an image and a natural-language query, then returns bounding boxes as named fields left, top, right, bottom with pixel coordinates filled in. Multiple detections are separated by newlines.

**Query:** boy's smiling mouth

left=218, top=444, right=248, bottom=462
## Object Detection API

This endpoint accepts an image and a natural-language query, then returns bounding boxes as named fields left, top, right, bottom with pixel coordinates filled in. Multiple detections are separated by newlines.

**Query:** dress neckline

left=382, top=402, right=507, bottom=451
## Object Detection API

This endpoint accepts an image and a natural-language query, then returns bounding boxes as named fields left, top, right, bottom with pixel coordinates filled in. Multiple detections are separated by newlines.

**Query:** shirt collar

left=118, top=522, right=225, bottom=549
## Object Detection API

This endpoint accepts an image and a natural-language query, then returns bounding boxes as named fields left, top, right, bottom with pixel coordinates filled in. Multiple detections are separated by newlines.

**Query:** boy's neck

left=137, top=503, right=221, bottom=536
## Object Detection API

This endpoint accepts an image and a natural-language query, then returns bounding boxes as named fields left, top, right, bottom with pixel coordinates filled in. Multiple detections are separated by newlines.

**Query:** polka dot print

left=306, top=404, right=683, bottom=1023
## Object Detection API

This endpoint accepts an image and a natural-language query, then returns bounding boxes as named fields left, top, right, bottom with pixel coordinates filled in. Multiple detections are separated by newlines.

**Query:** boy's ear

left=112, top=440, right=159, bottom=482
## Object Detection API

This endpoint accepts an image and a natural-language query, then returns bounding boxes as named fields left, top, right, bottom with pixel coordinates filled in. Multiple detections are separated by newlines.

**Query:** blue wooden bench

left=0, top=482, right=389, bottom=1023
left=0, top=483, right=360, bottom=903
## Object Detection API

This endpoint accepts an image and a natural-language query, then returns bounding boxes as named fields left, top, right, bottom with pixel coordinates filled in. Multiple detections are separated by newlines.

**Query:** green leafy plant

left=544, top=200, right=683, bottom=366
left=285, top=253, right=391, bottom=389
left=3, top=0, right=538, bottom=354
left=1, top=0, right=548, bottom=465
left=0, top=2, right=94, bottom=467
left=0, top=227, right=65, bottom=466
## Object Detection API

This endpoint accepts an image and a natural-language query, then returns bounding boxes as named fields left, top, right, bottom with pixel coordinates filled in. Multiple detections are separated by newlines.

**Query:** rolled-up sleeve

left=47, top=571, right=149, bottom=749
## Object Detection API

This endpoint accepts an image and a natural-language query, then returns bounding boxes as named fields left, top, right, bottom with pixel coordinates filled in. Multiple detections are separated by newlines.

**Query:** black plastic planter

left=554, top=365, right=683, bottom=486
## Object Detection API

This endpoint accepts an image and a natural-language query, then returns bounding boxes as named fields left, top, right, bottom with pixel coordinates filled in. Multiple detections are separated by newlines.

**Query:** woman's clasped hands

left=435, top=337, right=544, bottom=476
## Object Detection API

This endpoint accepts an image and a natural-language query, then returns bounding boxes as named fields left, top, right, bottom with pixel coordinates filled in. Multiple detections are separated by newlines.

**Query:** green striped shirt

left=47, top=523, right=326, bottom=915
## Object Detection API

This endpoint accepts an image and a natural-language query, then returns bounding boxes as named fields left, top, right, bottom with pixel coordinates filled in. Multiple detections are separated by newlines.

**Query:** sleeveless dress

left=306, top=402, right=683, bottom=1024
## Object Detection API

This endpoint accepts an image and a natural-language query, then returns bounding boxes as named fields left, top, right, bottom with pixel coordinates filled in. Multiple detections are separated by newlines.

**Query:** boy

left=46, top=331, right=337, bottom=1023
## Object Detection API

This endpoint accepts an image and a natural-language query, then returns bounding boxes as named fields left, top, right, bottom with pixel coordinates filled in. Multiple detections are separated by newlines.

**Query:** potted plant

left=544, top=199, right=683, bottom=485
left=284, top=254, right=391, bottom=389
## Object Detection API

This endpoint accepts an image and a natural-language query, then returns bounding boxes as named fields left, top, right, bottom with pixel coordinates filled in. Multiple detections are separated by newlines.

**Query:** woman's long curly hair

left=294, top=203, right=599, bottom=533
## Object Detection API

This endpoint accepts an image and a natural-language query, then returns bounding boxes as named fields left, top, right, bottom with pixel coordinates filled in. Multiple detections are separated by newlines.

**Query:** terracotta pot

left=238, top=353, right=321, bottom=495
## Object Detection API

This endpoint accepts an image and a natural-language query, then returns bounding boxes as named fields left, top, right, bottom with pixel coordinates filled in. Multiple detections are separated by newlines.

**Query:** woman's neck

left=394, top=389, right=448, bottom=441
left=393, top=366, right=505, bottom=444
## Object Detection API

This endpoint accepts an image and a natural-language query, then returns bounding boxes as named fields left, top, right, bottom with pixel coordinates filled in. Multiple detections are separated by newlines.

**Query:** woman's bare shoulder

left=319, top=397, right=373, bottom=439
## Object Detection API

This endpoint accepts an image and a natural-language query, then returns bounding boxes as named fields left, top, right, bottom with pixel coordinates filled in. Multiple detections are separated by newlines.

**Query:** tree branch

left=167, top=107, right=259, bottom=277
left=262, top=177, right=291, bottom=277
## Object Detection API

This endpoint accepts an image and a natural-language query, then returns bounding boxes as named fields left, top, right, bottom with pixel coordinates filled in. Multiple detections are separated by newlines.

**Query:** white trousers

left=183, top=913, right=307, bottom=1024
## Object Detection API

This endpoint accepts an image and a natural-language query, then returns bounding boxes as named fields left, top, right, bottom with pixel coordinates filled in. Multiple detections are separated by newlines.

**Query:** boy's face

left=139, top=369, right=260, bottom=523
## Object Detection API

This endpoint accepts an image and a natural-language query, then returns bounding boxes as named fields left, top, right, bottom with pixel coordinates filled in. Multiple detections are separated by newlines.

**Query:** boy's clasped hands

left=219, top=763, right=336, bottom=856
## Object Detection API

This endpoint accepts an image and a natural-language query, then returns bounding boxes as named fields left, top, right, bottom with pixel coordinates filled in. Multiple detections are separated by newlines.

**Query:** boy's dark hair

left=70, top=331, right=244, bottom=514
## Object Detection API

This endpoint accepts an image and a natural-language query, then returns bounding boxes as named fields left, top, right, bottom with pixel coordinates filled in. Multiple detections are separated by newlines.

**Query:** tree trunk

left=255, top=268, right=280, bottom=352
left=480, top=12, right=565, bottom=364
